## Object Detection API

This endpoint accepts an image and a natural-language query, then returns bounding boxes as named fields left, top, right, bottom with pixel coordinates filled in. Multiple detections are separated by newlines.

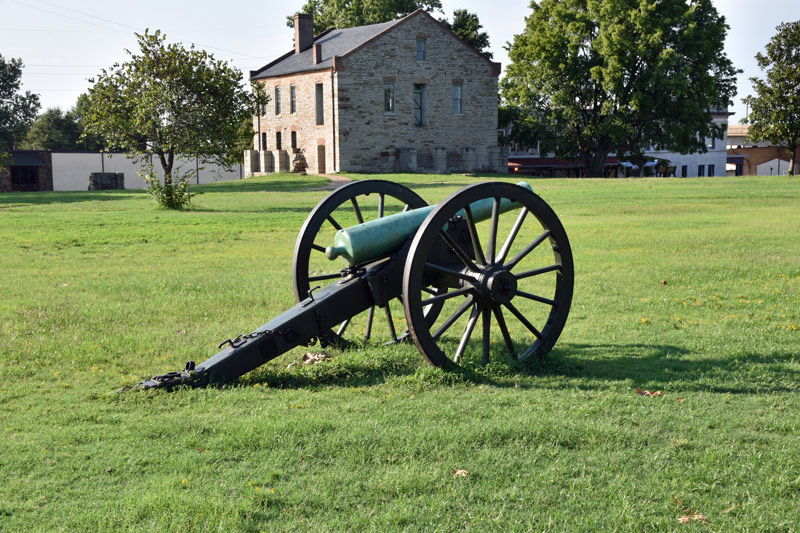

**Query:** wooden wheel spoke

left=311, top=243, right=326, bottom=253
left=308, top=272, right=342, bottom=282
left=492, top=306, right=516, bottom=358
left=420, top=286, right=472, bottom=307
left=365, top=306, right=375, bottom=340
left=432, top=295, right=474, bottom=340
left=463, top=206, right=486, bottom=266
left=327, top=215, right=343, bottom=231
left=505, top=230, right=551, bottom=271
left=422, top=287, right=438, bottom=295
left=336, top=317, right=351, bottom=337
left=516, top=290, right=557, bottom=306
left=454, top=303, right=481, bottom=363
left=424, top=262, right=476, bottom=284
left=351, top=197, right=364, bottom=224
left=481, top=305, right=491, bottom=365
left=515, top=264, right=561, bottom=280
left=497, top=208, right=528, bottom=264
left=384, top=303, right=398, bottom=342
left=503, top=301, right=543, bottom=339
left=438, top=230, right=480, bottom=272
left=378, top=193, right=385, bottom=218
left=487, top=197, right=500, bottom=265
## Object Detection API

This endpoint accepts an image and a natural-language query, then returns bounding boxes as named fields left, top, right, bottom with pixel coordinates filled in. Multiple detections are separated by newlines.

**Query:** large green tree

left=21, top=96, right=106, bottom=151
left=502, top=0, right=738, bottom=177
left=288, top=0, right=442, bottom=34
left=439, top=9, right=492, bottom=59
left=1, top=54, right=40, bottom=171
left=83, top=30, right=266, bottom=208
left=745, top=20, right=800, bottom=176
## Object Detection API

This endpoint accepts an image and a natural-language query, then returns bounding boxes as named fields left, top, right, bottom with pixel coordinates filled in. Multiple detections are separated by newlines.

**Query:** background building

left=246, top=9, right=506, bottom=175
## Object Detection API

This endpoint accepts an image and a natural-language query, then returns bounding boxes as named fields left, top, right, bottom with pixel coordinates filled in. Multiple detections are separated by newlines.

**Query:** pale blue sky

left=2, top=0, right=798, bottom=122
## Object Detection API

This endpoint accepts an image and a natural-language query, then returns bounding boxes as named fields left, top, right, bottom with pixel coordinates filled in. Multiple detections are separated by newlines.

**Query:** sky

left=2, top=0, right=799, bottom=122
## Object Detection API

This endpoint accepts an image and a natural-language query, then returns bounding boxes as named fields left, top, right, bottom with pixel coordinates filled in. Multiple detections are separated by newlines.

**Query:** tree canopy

left=1, top=54, right=40, bottom=154
left=501, top=0, right=738, bottom=177
left=20, top=97, right=105, bottom=152
left=288, top=0, right=442, bottom=34
left=83, top=30, right=266, bottom=208
left=746, top=20, right=800, bottom=176
left=439, top=9, right=492, bottom=59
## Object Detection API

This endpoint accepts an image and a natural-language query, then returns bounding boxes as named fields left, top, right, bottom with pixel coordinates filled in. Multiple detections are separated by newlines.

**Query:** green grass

left=1, top=173, right=798, bottom=531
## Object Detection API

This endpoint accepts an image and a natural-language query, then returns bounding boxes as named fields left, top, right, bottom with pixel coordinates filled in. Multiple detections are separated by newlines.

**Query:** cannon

left=133, top=180, right=574, bottom=389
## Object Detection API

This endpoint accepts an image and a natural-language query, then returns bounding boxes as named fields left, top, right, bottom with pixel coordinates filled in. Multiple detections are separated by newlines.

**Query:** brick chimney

left=312, top=43, right=322, bottom=64
left=294, top=13, right=314, bottom=54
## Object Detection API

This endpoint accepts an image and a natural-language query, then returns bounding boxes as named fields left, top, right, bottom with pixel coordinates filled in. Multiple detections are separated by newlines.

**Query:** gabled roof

left=250, top=9, right=500, bottom=81
left=251, top=19, right=402, bottom=80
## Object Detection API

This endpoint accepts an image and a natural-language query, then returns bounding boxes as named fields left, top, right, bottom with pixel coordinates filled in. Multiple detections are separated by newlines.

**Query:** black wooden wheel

left=293, top=179, right=428, bottom=343
left=402, top=182, right=573, bottom=366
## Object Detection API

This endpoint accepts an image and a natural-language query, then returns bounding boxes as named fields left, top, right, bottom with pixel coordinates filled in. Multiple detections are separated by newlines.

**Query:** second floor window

left=416, top=39, right=426, bottom=60
left=413, top=84, right=427, bottom=127
left=275, top=86, right=281, bottom=115
left=452, top=84, right=462, bottom=114
left=384, top=82, right=395, bottom=113
left=315, top=83, right=324, bottom=125
left=290, top=84, right=296, bottom=114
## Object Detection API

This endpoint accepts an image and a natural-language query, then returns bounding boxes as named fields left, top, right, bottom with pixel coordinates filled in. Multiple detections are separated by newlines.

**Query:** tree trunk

left=789, top=145, right=798, bottom=176
left=583, top=151, right=608, bottom=177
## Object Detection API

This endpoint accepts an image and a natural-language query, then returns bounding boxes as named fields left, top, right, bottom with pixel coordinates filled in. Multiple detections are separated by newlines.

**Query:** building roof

left=9, top=152, right=45, bottom=167
left=251, top=18, right=402, bottom=80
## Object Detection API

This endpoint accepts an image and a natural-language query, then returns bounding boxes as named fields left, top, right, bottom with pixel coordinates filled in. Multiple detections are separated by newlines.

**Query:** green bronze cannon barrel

left=326, top=181, right=533, bottom=265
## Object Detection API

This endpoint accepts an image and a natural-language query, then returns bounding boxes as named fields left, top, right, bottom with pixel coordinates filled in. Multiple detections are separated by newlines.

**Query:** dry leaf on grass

left=451, top=469, right=468, bottom=477
left=302, top=352, right=332, bottom=365
left=676, top=397, right=686, bottom=403
left=678, top=511, right=707, bottom=524
left=637, top=387, right=663, bottom=396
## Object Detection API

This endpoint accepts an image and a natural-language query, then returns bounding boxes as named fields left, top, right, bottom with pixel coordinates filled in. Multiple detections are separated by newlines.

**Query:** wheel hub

left=462, top=266, right=517, bottom=305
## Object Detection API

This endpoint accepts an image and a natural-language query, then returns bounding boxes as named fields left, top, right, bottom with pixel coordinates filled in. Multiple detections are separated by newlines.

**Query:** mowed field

left=1, top=173, right=798, bottom=531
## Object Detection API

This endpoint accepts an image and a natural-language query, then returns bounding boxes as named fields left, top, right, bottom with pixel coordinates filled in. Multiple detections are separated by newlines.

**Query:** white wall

left=757, top=158, right=790, bottom=176
left=51, top=152, right=242, bottom=191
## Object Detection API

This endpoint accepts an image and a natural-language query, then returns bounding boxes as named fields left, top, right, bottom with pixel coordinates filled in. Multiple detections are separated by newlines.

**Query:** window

left=416, top=39, right=426, bottom=60
left=10, top=166, right=38, bottom=188
left=315, top=83, right=324, bottom=125
left=708, top=164, right=715, bottom=176
left=384, top=82, right=395, bottom=114
left=259, top=103, right=266, bottom=115
left=261, top=132, right=267, bottom=151
left=413, top=84, right=427, bottom=127
left=274, top=86, right=281, bottom=115
left=289, top=84, right=296, bottom=114
left=698, top=164, right=705, bottom=177
left=452, top=83, right=462, bottom=114
left=707, top=136, right=716, bottom=149
left=276, top=131, right=282, bottom=151
left=681, top=165, right=687, bottom=177
left=291, top=130, right=297, bottom=150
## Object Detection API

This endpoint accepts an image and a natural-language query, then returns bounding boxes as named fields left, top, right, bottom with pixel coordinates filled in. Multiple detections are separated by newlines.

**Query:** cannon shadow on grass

left=235, top=341, right=799, bottom=394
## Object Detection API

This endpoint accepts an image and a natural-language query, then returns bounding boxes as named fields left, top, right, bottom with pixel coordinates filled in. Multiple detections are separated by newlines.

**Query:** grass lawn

left=1, top=173, right=798, bottom=531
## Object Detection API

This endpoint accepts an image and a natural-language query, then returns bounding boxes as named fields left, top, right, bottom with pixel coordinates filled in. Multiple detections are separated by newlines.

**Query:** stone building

left=245, top=9, right=506, bottom=175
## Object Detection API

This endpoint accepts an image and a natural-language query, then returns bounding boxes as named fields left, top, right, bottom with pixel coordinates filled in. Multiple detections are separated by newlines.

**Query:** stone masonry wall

left=335, top=14, right=504, bottom=173
left=252, top=70, right=336, bottom=175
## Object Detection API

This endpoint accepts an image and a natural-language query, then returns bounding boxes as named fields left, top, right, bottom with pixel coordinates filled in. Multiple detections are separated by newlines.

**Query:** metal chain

left=217, top=327, right=294, bottom=350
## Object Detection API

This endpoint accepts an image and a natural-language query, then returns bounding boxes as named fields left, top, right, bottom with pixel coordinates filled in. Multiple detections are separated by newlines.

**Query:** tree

left=745, top=20, right=800, bottom=176
left=83, top=30, right=267, bottom=208
left=288, top=0, right=442, bottom=34
left=20, top=108, right=80, bottom=151
left=1, top=54, right=40, bottom=170
left=439, top=9, right=492, bottom=59
left=501, top=0, right=738, bottom=177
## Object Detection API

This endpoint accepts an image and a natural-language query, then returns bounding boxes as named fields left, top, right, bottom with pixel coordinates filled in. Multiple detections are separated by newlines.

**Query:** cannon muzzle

left=326, top=181, right=533, bottom=265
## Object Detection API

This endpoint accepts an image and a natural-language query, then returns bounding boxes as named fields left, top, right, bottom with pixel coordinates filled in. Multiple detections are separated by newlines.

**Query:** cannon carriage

left=136, top=180, right=574, bottom=389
